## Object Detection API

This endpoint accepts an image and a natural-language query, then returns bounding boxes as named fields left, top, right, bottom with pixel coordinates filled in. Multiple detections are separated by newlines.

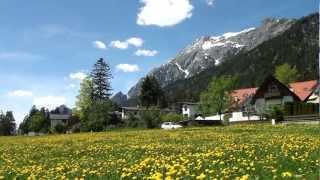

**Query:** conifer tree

left=90, top=58, right=112, bottom=101
left=140, top=76, right=165, bottom=108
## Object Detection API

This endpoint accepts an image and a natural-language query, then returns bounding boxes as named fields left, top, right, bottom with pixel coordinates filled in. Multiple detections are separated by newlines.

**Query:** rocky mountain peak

left=127, top=17, right=295, bottom=98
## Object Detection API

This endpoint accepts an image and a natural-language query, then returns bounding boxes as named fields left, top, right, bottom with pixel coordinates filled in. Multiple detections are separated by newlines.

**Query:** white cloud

left=116, top=64, right=140, bottom=72
left=135, top=49, right=158, bottom=56
left=109, top=37, right=144, bottom=49
left=126, top=37, right=144, bottom=47
left=69, top=72, right=87, bottom=81
left=137, top=0, right=194, bottom=27
left=109, top=40, right=129, bottom=49
left=92, top=41, right=107, bottom=50
left=206, top=0, right=215, bottom=6
left=8, top=90, right=33, bottom=97
left=33, top=96, right=67, bottom=110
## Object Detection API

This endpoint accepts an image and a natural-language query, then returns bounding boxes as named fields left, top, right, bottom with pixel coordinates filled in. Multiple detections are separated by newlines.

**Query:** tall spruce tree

left=90, top=58, right=112, bottom=101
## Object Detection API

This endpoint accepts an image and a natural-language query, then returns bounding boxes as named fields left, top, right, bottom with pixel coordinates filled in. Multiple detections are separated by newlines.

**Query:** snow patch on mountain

left=175, top=62, right=190, bottom=78
left=222, top=27, right=256, bottom=39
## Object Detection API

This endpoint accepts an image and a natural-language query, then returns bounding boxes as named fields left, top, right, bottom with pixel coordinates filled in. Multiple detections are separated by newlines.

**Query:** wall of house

left=255, top=96, right=294, bottom=113
left=229, top=112, right=260, bottom=122
left=182, top=105, right=198, bottom=118
left=51, top=120, right=65, bottom=129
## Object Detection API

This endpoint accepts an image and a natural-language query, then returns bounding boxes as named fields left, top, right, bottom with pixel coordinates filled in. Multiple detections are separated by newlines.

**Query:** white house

left=181, top=102, right=199, bottom=118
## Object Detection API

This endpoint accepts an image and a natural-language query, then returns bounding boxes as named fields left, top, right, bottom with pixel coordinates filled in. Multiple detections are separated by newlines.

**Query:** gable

left=252, top=76, right=301, bottom=103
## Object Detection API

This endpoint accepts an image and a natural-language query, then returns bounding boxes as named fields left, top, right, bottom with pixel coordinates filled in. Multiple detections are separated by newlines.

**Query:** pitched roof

left=251, top=76, right=301, bottom=103
left=289, top=80, right=317, bottom=101
left=231, top=88, right=257, bottom=105
left=231, top=79, right=318, bottom=104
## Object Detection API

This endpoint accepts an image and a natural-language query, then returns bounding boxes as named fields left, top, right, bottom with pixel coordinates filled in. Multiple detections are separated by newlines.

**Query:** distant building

left=180, top=102, right=199, bottom=118
left=251, top=76, right=302, bottom=113
left=230, top=77, right=317, bottom=114
left=49, top=105, right=72, bottom=129
left=231, top=88, right=257, bottom=112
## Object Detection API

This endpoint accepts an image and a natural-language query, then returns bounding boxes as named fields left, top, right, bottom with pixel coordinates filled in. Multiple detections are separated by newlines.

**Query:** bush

left=81, top=100, right=114, bottom=132
left=54, top=124, right=66, bottom=134
left=269, top=106, right=284, bottom=122
left=125, top=114, right=145, bottom=128
left=160, top=113, right=184, bottom=123
left=140, top=109, right=161, bottom=129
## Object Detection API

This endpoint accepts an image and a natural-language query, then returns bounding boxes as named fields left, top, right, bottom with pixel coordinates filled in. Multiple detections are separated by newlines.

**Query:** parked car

left=161, top=122, right=182, bottom=129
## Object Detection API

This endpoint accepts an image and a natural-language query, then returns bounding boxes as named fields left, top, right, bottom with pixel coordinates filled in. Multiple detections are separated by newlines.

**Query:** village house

left=49, top=105, right=72, bottom=129
left=228, top=76, right=318, bottom=119
left=250, top=76, right=317, bottom=114
left=178, top=102, right=199, bottom=118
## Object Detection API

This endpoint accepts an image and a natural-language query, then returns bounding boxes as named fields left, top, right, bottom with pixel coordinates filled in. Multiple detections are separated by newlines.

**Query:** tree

left=91, top=58, right=113, bottom=101
left=83, top=101, right=114, bottom=131
left=275, top=63, right=299, bottom=85
left=199, top=76, right=237, bottom=120
left=74, top=58, right=115, bottom=132
left=139, top=76, right=165, bottom=108
left=29, top=112, right=46, bottom=132
left=18, top=106, right=50, bottom=134
left=75, top=76, right=94, bottom=120
left=0, top=111, right=16, bottom=136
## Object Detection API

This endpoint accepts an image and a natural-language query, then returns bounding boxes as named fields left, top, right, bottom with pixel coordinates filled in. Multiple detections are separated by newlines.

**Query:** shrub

left=54, top=124, right=66, bottom=134
left=140, top=109, right=161, bottom=129
left=125, top=114, right=144, bottom=128
left=269, top=106, right=284, bottom=122
left=160, top=113, right=184, bottom=123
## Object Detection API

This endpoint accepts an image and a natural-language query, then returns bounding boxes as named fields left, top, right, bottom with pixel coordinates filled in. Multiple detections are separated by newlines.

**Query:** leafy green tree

left=29, top=112, right=46, bottom=132
left=140, top=108, right=161, bottom=129
left=83, top=100, right=114, bottom=131
left=75, top=76, right=93, bottom=120
left=19, top=106, right=38, bottom=134
left=275, top=63, right=299, bottom=85
left=75, top=58, right=116, bottom=132
left=140, top=76, right=165, bottom=108
left=199, top=76, right=237, bottom=120
left=91, top=58, right=112, bottom=101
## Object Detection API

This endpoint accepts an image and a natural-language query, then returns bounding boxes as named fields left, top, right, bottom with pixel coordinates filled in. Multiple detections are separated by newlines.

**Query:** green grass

left=0, top=124, right=319, bottom=179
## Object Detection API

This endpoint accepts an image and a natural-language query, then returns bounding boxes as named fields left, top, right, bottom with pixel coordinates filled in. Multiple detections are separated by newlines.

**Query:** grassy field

left=0, top=124, right=319, bottom=179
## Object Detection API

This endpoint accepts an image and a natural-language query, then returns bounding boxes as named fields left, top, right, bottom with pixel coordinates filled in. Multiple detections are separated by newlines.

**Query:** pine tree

left=90, top=58, right=112, bottom=101
left=0, top=111, right=16, bottom=136
left=140, top=76, right=165, bottom=108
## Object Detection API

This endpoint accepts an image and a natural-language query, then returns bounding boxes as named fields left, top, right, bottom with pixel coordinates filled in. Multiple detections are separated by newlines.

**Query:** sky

left=0, top=0, right=318, bottom=125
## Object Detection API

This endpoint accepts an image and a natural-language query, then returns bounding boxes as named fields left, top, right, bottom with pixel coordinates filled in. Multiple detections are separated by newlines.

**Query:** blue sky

left=0, top=0, right=318, bottom=124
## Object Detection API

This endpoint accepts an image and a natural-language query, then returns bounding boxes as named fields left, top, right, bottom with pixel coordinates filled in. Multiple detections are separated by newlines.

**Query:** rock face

left=127, top=18, right=295, bottom=98
left=111, top=92, right=128, bottom=107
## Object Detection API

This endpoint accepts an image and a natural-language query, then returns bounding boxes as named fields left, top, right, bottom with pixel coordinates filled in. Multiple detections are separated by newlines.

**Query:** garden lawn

left=0, top=124, right=319, bottom=179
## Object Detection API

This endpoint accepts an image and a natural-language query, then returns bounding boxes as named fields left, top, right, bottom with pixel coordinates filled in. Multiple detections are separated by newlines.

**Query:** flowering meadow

left=0, top=124, right=319, bottom=179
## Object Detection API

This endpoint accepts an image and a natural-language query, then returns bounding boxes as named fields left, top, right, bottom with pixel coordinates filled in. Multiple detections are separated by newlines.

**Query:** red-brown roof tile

left=289, top=80, right=317, bottom=101
left=231, top=87, right=257, bottom=105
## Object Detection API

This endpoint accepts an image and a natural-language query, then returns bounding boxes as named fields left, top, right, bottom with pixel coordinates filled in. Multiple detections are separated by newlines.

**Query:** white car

left=161, top=122, right=182, bottom=129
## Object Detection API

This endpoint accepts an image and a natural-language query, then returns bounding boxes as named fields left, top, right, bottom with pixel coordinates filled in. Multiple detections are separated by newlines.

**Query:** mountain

left=128, top=17, right=295, bottom=98
left=111, top=92, right=128, bottom=107
left=163, top=13, right=319, bottom=103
